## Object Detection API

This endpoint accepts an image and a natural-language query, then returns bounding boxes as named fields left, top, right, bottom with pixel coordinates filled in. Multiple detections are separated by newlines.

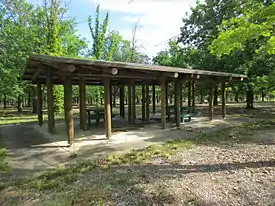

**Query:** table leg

left=96, top=111, right=100, bottom=125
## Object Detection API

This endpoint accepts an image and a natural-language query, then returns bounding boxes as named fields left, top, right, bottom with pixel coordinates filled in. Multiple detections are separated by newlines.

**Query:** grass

left=0, top=109, right=68, bottom=125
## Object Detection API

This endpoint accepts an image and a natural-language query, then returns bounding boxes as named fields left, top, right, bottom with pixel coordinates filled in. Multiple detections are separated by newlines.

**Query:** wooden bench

left=181, top=106, right=201, bottom=122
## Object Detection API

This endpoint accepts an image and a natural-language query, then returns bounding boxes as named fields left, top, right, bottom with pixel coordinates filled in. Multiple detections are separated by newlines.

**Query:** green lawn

left=0, top=108, right=70, bottom=125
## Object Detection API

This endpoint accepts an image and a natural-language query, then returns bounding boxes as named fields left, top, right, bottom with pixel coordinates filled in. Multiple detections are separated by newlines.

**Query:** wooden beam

left=64, top=75, right=74, bottom=145
left=127, top=85, right=132, bottom=124
left=32, top=65, right=44, bottom=82
left=175, top=79, right=180, bottom=127
left=208, top=88, right=213, bottom=121
left=161, top=78, right=167, bottom=129
left=142, top=85, right=145, bottom=122
left=221, top=82, right=226, bottom=119
left=119, top=85, right=125, bottom=118
left=46, top=68, right=55, bottom=133
left=104, top=78, right=112, bottom=138
left=30, top=54, right=247, bottom=79
left=79, top=77, right=87, bottom=130
left=37, top=83, right=43, bottom=126
left=132, top=84, right=136, bottom=124
left=152, top=85, right=156, bottom=114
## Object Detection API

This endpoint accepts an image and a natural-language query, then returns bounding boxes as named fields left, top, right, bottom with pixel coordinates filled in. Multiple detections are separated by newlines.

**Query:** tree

left=209, top=1, right=275, bottom=56
left=0, top=0, right=88, bottom=111
left=88, top=5, right=109, bottom=60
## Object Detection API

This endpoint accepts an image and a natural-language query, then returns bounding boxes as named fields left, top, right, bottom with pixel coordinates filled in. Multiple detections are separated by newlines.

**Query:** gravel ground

left=1, top=130, right=275, bottom=206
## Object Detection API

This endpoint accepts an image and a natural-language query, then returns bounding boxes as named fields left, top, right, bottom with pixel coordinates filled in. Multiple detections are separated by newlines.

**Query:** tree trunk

left=213, top=86, right=218, bottom=106
left=17, top=95, right=23, bottom=112
left=261, top=92, right=265, bottom=102
left=3, top=94, right=7, bottom=109
left=234, top=93, right=239, bottom=102
left=28, top=89, right=31, bottom=107
left=200, top=91, right=204, bottom=104
left=32, top=86, right=37, bottom=113
left=246, top=83, right=254, bottom=109
left=112, top=93, right=116, bottom=107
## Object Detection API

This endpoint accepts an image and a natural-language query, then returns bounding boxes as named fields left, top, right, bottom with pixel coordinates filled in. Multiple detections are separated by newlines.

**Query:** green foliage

left=53, top=86, right=64, bottom=113
left=210, top=2, right=275, bottom=56
left=0, top=0, right=88, bottom=109
left=88, top=5, right=109, bottom=60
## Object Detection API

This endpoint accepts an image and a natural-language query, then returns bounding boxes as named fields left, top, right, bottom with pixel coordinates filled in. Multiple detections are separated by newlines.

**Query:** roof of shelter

left=22, top=54, right=247, bottom=85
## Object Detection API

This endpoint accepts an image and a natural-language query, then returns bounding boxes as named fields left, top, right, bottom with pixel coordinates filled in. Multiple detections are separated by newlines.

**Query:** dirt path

left=0, top=124, right=71, bottom=178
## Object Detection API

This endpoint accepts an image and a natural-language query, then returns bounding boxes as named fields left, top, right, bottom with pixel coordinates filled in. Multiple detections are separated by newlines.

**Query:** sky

left=31, top=0, right=199, bottom=58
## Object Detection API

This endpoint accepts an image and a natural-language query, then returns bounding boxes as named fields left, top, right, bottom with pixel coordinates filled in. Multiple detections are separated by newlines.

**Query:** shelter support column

left=188, top=80, right=191, bottom=107
left=109, top=84, right=113, bottom=119
left=132, top=84, right=136, bottom=124
left=175, top=79, right=180, bottom=127
left=64, top=76, right=74, bottom=145
left=37, top=83, right=43, bottom=127
left=221, top=82, right=226, bottom=119
left=104, top=78, right=111, bottom=138
left=142, top=85, right=145, bottom=122
left=208, top=88, right=214, bottom=121
left=146, top=84, right=150, bottom=123
left=79, top=77, right=87, bottom=130
left=161, top=78, right=167, bottom=129
left=152, top=85, right=156, bottom=114
left=46, top=68, right=55, bottom=133
left=180, top=81, right=183, bottom=113
left=119, top=85, right=125, bottom=118
left=165, top=81, right=168, bottom=112
left=127, top=85, right=132, bottom=124
left=191, top=80, right=195, bottom=108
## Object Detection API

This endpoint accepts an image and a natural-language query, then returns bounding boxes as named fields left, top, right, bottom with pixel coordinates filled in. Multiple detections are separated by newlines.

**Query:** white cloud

left=88, top=0, right=198, bottom=57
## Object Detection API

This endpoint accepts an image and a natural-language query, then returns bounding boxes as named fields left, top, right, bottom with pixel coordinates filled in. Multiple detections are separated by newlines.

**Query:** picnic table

left=181, top=106, right=201, bottom=122
left=166, top=105, right=201, bottom=122
left=87, top=107, right=105, bottom=126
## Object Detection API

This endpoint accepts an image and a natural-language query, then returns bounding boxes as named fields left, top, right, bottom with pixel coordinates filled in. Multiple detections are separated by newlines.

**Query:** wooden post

left=104, top=78, right=111, bottom=138
left=161, top=78, right=167, bottom=129
left=109, top=84, right=113, bottom=118
left=119, top=85, right=125, bottom=118
left=208, top=88, right=213, bottom=121
left=127, top=85, right=132, bottom=124
left=79, top=77, right=87, bottom=130
left=191, top=80, right=195, bottom=108
left=180, top=81, right=183, bottom=113
left=46, top=68, right=55, bottom=133
left=188, top=81, right=191, bottom=107
left=152, top=85, right=156, bottom=114
left=132, top=84, right=136, bottom=124
left=146, top=84, right=150, bottom=123
left=165, top=81, right=169, bottom=111
left=221, top=82, right=226, bottom=119
left=37, top=83, right=43, bottom=127
left=175, top=79, right=180, bottom=127
left=142, top=85, right=145, bottom=122
left=64, top=76, right=74, bottom=145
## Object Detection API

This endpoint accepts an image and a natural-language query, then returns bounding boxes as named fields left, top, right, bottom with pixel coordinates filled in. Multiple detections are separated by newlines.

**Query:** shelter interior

left=22, top=54, right=247, bottom=145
